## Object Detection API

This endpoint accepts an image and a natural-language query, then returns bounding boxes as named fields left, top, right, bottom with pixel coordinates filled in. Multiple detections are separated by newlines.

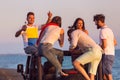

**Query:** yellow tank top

left=26, top=27, right=38, bottom=38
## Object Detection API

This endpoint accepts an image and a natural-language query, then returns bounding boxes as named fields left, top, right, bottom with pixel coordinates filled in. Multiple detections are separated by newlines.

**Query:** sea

left=0, top=49, right=120, bottom=80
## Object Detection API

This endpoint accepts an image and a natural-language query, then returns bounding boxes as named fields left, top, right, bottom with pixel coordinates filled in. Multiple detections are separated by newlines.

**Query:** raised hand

left=21, top=25, right=27, bottom=31
left=48, top=11, right=52, bottom=19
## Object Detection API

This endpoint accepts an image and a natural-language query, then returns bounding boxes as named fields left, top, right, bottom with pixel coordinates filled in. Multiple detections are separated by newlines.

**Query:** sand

left=0, top=68, right=23, bottom=80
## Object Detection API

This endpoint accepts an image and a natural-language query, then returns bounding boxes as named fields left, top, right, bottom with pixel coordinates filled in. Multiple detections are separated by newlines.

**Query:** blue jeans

left=38, top=43, right=64, bottom=73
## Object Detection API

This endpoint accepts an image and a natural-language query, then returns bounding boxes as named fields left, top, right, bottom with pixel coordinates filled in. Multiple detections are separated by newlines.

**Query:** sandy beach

left=0, top=68, right=23, bottom=80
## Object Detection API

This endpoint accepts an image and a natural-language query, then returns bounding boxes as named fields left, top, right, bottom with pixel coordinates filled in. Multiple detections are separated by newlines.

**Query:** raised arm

left=46, top=11, right=52, bottom=24
left=38, top=11, right=52, bottom=30
left=15, top=25, right=27, bottom=37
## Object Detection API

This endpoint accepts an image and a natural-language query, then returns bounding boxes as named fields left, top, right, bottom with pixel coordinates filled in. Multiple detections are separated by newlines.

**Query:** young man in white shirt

left=93, top=14, right=117, bottom=80
left=15, top=11, right=52, bottom=48
left=15, top=11, right=52, bottom=80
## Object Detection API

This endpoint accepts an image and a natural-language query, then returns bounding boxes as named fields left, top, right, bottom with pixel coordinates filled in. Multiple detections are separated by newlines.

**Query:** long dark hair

left=51, top=16, right=62, bottom=27
left=67, top=27, right=74, bottom=37
left=72, top=18, right=85, bottom=30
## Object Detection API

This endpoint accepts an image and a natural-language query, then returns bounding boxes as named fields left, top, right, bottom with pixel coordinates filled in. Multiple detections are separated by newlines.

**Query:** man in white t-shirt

left=15, top=12, right=38, bottom=55
left=15, top=11, right=52, bottom=53
left=15, top=11, right=52, bottom=80
left=94, top=14, right=117, bottom=80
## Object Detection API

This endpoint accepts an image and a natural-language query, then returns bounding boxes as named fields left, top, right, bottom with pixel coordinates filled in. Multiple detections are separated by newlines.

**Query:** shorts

left=75, top=47, right=102, bottom=75
left=102, top=54, right=114, bottom=74
left=24, top=45, right=38, bottom=54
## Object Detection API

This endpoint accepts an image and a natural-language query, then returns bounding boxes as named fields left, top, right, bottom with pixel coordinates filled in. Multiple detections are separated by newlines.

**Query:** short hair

left=93, top=14, right=105, bottom=23
left=51, top=16, right=62, bottom=27
left=27, top=12, right=34, bottom=18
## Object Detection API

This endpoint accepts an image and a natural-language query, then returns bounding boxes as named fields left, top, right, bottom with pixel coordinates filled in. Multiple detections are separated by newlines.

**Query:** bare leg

left=90, top=74, right=95, bottom=80
left=97, top=60, right=103, bottom=80
left=108, top=74, right=113, bottom=80
left=103, top=74, right=107, bottom=80
left=103, top=74, right=113, bottom=80
left=73, top=61, right=90, bottom=80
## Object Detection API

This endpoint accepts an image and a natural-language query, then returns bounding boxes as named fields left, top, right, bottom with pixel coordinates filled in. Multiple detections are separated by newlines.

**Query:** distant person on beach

left=93, top=14, right=117, bottom=80
left=15, top=11, right=52, bottom=52
left=38, top=16, right=68, bottom=77
left=69, top=17, right=103, bottom=80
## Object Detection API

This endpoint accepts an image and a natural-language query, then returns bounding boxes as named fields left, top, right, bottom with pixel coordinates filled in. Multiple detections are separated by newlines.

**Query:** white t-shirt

left=99, top=25, right=115, bottom=55
left=70, top=29, right=102, bottom=52
left=40, top=25, right=61, bottom=45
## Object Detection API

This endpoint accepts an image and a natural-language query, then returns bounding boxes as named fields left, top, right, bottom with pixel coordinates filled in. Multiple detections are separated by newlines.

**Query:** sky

left=0, top=0, right=120, bottom=54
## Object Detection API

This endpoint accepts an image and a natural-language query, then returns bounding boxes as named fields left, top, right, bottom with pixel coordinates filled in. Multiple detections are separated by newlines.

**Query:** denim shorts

left=24, top=45, right=38, bottom=54
left=102, top=54, right=114, bottom=74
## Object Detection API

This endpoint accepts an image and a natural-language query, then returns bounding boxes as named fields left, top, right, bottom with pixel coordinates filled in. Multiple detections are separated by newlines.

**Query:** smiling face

left=27, top=14, right=35, bottom=25
left=76, top=20, right=83, bottom=30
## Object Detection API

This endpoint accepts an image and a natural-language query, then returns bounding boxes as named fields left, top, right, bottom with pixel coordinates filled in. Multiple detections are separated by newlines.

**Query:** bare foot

left=60, top=71, right=69, bottom=76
